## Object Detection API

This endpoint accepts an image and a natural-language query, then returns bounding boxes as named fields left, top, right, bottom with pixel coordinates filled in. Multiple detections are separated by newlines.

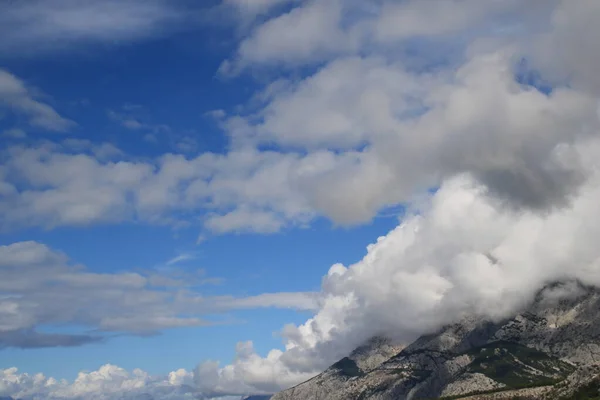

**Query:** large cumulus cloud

left=189, top=0, right=600, bottom=396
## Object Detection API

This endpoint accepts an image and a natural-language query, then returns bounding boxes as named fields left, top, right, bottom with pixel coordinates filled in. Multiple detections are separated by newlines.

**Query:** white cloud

left=2, top=128, right=27, bottom=139
left=0, top=144, right=321, bottom=233
left=7, top=147, right=600, bottom=398
left=205, top=207, right=287, bottom=234
left=165, top=253, right=196, bottom=266
left=2, top=2, right=599, bottom=233
left=107, top=108, right=171, bottom=134
left=0, top=241, right=315, bottom=349
left=222, top=0, right=550, bottom=72
left=223, top=0, right=358, bottom=72
left=0, top=0, right=195, bottom=56
left=528, top=0, right=600, bottom=94
left=0, top=364, right=203, bottom=400
left=221, top=292, right=319, bottom=311
left=248, top=56, right=428, bottom=149
left=218, top=49, right=597, bottom=224
left=107, top=110, right=144, bottom=130
left=373, top=0, right=528, bottom=42
left=0, top=69, right=74, bottom=132
left=108, top=107, right=201, bottom=155
left=1, top=1, right=598, bottom=236
left=224, top=0, right=301, bottom=20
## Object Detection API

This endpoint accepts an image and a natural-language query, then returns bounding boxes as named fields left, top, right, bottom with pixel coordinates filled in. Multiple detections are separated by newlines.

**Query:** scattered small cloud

left=121, top=118, right=144, bottom=130
left=61, top=138, right=123, bottom=160
left=199, top=277, right=225, bottom=286
left=107, top=109, right=144, bottom=131
left=174, top=136, right=199, bottom=153
left=205, top=109, right=227, bottom=120
left=107, top=106, right=172, bottom=143
left=143, top=132, right=158, bottom=143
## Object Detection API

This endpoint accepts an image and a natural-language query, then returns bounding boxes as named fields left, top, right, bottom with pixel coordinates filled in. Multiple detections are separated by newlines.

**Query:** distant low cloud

left=0, top=364, right=202, bottom=400
left=0, top=330, right=101, bottom=349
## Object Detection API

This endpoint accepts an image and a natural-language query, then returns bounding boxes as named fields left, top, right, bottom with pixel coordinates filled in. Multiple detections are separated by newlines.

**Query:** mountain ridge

left=271, top=281, right=600, bottom=399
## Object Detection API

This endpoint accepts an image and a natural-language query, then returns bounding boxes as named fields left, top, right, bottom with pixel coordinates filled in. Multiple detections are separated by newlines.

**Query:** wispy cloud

left=2, top=128, right=27, bottom=139
left=0, top=241, right=314, bottom=349
left=0, top=69, right=74, bottom=132
left=165, top=253, right=196, bottom=266
left=107, top=108, right=171, bottom=133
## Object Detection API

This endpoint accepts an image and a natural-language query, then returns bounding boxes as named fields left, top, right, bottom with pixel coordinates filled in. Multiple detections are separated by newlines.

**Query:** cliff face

left=272, top=282, right=600, bottom=400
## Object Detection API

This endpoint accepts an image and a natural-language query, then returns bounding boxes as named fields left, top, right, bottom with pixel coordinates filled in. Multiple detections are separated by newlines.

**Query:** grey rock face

left=272, top=282, right=600, bottom=400
left=271, top=337, right=404, bottom=400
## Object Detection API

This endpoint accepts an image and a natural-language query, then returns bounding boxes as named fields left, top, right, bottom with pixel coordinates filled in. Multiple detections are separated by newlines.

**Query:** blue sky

left=0, top=0, right=404, bottom=382
left=1, top=1, right=599, bottom=399
left=1, top=218, right=398, bottom=379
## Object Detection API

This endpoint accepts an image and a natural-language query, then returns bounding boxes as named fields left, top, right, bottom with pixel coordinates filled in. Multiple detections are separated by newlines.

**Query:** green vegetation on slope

left=465, top=341, right=575, bottom=388
left=559, top=377, right=600, bottom=400
left=435, top=342, right=577, bottom=399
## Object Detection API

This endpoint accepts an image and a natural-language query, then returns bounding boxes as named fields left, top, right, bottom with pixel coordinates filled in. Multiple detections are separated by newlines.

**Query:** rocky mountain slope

left=271, top=336, right=404, bottom=400
left=272, top=282, right=600, bottom=400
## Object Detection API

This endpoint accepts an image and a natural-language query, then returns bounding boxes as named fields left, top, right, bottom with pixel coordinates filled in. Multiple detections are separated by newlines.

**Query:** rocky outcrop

left=440, top=373, right=506, bottom=397
left=271, top=337, right=403, bottom=400
left=272, top=282, right=600, bottom=400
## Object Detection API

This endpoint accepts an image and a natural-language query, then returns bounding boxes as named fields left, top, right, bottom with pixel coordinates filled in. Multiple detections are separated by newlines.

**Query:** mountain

left=271, top=336, right=404, bottom=400
left=272, top=281, right=600, bottom=399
